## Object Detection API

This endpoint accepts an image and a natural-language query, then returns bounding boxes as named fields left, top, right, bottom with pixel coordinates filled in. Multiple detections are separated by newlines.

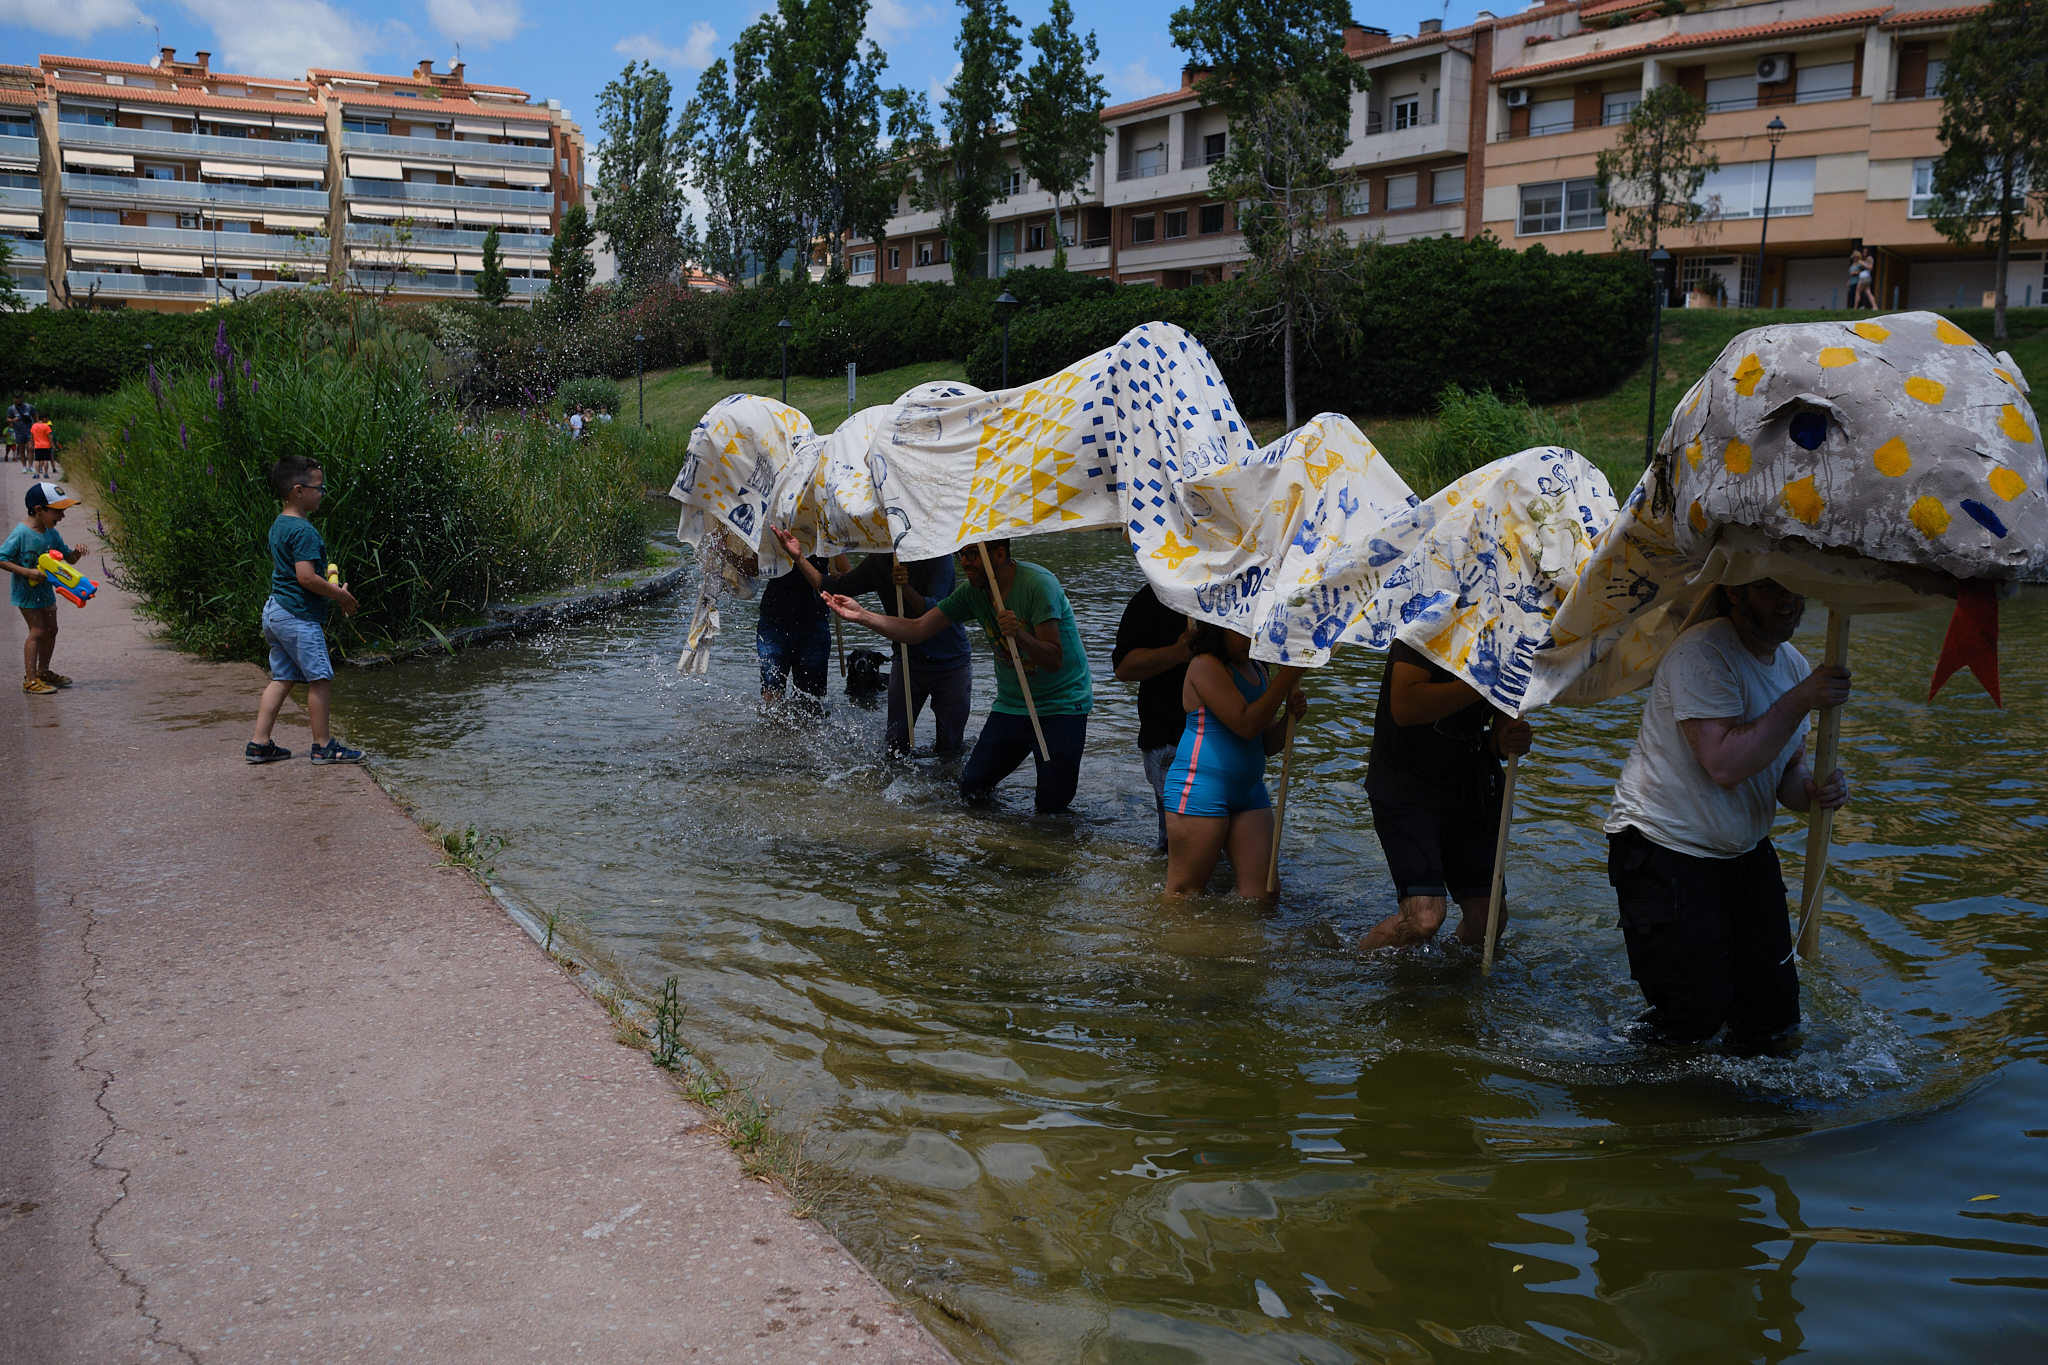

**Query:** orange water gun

left=39, top=549, right=97, bottom=607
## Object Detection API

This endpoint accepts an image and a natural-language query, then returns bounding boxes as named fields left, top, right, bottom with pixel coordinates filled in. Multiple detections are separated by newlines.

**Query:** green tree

left=811, top=0, right=909, bottom=277
left=594, top=61, right=689, bottom=290
left=546, top=203, right=597, bottom=320
left=939, top=0, right=1023, bottom=282
left=1931, top=0, right=2048, bottom=340
left=893, top=91, right=960, bottom=274
left=1171, top=0, right=1363, bottom=427
left=680, top=57, right=762, bottom=287
left=730, top=18, right=807, bottom=281
left=1015, top=0, right=1109, bottom=271
left=474, top=227, right=510, bottom=306
left=1594, top=84, right=1718, bottom=253
left=0, top=239, right=26, bottom=312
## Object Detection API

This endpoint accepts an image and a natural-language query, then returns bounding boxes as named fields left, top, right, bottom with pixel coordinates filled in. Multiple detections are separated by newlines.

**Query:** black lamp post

left=995, top=289, right=1019, bottom=388
left=1645, top=248, right=1674, bottom=466
left=777, top=316, right=793, bottom=404
left=1756, top=116, right=1787, bottom=308
left=634, top=332, right=646, bottom=427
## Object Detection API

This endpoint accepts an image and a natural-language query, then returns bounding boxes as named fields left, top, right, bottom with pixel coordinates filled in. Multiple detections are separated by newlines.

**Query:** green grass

left=638, top=357, right=971, bottom=439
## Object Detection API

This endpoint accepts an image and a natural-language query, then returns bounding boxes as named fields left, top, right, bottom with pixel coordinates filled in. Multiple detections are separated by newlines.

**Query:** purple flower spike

left=207, top=462, right=215, bottom=476
left=109, top=479, right=117, bottom=495
left=179, top=423, right=188, bottom=447
left=243, top=360, right=251, bottom=376
left=216, top=391, right=225, bottom=410
left=214, top=320, right=230, bottom=360
left=251, top=377, right=258, bottom=394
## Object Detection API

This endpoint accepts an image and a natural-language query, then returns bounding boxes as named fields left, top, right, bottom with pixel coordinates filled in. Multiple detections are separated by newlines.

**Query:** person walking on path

left=769, top=526, right=971, bottom=756
left=246, top=455, right=364, bottom=765
left=755, top=539, right=849, bottom=712
left=1112, top=582, right=1196, bottom=852
left=1356, top=641, right=1533, bottom=952
left=1161, top=623, right=1306, bottom=900
left=28, top=416, right=55, bottom=478
left=1, top=481, right=89, bottom=694
left=1603, top=579, right=1850, bottom=1051
left=823, top=538, right=1094, bottom=814
left=5, top=398, right=31, bottom=466
left=1850, top=248, right=1877, bottom=311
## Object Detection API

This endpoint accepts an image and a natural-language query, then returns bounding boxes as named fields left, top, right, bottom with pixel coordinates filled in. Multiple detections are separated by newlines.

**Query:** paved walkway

left=0, top=469, right=955, bottom=1365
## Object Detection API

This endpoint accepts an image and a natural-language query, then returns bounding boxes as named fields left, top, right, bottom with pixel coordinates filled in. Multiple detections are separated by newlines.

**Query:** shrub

left=1394, top=385, right=1584, bottom=493
left=964, top=286, right=1222, bottom=389
left=556, top=375, right=624, bottom=414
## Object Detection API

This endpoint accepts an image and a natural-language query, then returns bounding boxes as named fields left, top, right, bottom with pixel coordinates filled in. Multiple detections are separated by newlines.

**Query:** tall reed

left=1394, top=385, right=1585, bottom=496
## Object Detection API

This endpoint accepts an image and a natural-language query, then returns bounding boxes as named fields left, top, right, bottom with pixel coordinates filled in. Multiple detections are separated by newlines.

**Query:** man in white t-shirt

left=1603, top=578, right=1850, bottom=1050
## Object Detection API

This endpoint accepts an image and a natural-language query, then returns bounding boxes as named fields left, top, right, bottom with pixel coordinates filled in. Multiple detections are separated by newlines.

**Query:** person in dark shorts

left=1356, top=640, right=1532, bottom=951
left=1111, top=582, right=1195, bottom=851
left=755, top=540, right=848, bottom=711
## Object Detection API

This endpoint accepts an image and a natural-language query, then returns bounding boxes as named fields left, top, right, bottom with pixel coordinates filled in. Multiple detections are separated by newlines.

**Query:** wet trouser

left=886, top=660, right=971, bottom=757
left=1607, top=826, right=1799, bottom=1045
left=1141, top=744, right=1179, bottom=851
left=960, top=712, right=1088, bottom=815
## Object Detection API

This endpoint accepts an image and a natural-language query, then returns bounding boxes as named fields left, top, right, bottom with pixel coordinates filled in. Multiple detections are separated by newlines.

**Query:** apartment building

left=4, top=48, right=585, bottom=312
left=848, top=0, right=2032, bottom=312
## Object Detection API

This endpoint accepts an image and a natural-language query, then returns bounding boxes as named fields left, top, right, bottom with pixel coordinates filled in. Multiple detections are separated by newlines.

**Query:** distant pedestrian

left=2, top=481, right=90, bottom=694
left=29, top=416, right=54, bottom=477
left=568, top=408, right=585, bottom=440
left=245, top=455, right=364, bottom=766
left=1850, top=248, right=1876, bottom=311
left=5, top=398, right=31, bottom=465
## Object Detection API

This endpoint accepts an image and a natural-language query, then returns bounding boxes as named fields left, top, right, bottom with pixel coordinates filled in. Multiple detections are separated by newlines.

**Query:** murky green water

left=335, top=521, right=2048, bottom=1363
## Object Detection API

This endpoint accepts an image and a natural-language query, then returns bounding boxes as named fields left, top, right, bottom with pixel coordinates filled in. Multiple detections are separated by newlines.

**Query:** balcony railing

left=341, top=130, right=552, bottom=165
left=1116, top=162, right=1170, bottom=182
left=61, top=173, right=329, bottom=210
left=1181, top=152, right=1226, bottom=169
left=65, top=270, right=315, bottom=298
left=1702, top=85, right=1855, bottom=114
left=65, top=220, right=330, bottom=255
left=1, top=186, right=43, bottom=212
left=6, top=239, right=46, bottom=264
left=343, top=222, right=552, bottom=254
left=347, top=269, right=546, bottom=295
left=8, top=289, right=47, bottom=309
left=57, top=121, right=329, bottom=163
left=1364, top=113, right=1438, bottom=136
left=343, top=178, right=552, bottom=209
left=0, top=132, right=38, bottom=160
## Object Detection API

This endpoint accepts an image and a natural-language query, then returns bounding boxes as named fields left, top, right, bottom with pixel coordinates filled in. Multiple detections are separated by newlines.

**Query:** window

left=1518, top=177, right=1604, bottom=233
left=1694, top=157, right=1814, bottom=219
left=1909, top=158, right=1936, bottom=219
left=1199, top=203, right=1225, bottom=234
left=407, top=169, right=439, bottom=183
left=58, top=106, right=115, bottom=126
left=1432, top=167, right=1465, bottom=204
left=1164, top=209, right=1187, bottom=239
left=1704, top=75, right=1758, bottom=113
left=1131, top=213, right=1155, bottom=243
left=0, top=171, right=39, bottom=190
left=1002, top=168, right=1023, bottom=197
left=343, top=118, right=388, bottom=134
left=213, top=218, right=252, bottom=233
left=66, top=206, right=120, bottom=225
left=1527, top=97, right=1574, bottom=136
left=1432, top=88, right=1441, bottom=123
left=851, top=252, right=875, bottom=274
left=1603, top=92, right=1640, bottom=125
left=1795, top=62, right=1856, bottom=103
left=1133, top=143, right=1164, bottom=178
left=0, top=114, right=31, bottom=137
left=1385, top=174, right=1418, bottom=210
left=916, top=242, right=933, bottom=266
left=1028, top=222, right=1045, bottom=251
left=1341, top=180, right=1370, bottom=216
left=1393, top=96, right=1420, bottom=130
left=1202, top=132, right=1226, bottom=164
left=888, top=247, right=900, bottom=269
left=141, top=164, right=180, bottom=181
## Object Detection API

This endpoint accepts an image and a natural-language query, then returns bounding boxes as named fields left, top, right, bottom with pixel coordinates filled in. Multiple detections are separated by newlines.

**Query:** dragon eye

left=1789, top=412, right=1829, bottom=450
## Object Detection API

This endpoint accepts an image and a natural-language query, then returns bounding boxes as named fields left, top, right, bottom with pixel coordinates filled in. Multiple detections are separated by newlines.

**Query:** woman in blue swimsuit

left=1162, top=622, right=1307, bottom=901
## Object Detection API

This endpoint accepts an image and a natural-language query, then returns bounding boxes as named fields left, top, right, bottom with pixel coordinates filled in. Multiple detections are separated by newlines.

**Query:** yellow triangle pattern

left=958, top=382, right=1085, bottom=537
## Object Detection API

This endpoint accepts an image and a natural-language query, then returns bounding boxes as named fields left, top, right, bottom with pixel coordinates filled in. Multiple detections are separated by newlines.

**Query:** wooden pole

left=895, top=579, right=914, bottom=748
left=975, top=542, right=1050, bottom=761
left=1264, top=714, right=1295, bottom=895
left=1798, top=609, right=1851, bottom=958
left=1482, top=752, right=1520, bottom=975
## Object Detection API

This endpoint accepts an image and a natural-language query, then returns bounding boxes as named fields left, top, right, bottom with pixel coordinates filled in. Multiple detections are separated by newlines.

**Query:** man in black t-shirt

left=1358, top=641, right=1533, bottom=951
left=1111, top=582, right=1195, bottom=852
left=755, top=545, right=849, bottom=709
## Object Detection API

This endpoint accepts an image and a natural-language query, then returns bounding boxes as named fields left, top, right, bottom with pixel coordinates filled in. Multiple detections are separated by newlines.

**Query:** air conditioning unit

left=1505, top=87, right=1532, bottom=108
left=177, top=214, right=198, bottom=229
left=1756, top=53, right=1793, bottom=84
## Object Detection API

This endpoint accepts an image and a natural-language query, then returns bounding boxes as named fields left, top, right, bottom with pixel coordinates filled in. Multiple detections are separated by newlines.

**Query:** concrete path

left=0, top=469, right=956, bottom=1365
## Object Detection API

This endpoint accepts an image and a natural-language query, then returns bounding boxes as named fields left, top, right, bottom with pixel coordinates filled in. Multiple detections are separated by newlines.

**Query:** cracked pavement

left=0, top=478, right=958, bottom=1365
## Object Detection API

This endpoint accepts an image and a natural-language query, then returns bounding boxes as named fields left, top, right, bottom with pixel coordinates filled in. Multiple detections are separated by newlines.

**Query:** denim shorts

left=262, top=597, right=333, bottom=683
left=756, top=615, right=830, bottom=697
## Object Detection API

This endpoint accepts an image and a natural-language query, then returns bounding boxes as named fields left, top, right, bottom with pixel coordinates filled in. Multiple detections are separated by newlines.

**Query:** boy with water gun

left=245, top=454, right=365, bottom=765
left=1, top=481, right=91, bottom=694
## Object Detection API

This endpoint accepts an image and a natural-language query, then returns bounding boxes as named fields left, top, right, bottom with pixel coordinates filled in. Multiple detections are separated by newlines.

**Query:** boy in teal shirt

left=824, top=538, right=1093, bottom=813
left=246, top=455, right=365, bottom=765
left=1, top=481, right=90, bottom=694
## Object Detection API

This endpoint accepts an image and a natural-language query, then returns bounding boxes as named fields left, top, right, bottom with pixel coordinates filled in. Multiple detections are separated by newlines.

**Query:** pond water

left=334, top=520, right=2048, bottom=1364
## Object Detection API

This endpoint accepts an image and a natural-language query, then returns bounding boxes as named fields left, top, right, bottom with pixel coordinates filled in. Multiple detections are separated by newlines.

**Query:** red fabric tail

left=1928, top=579, right=2001, bottom=707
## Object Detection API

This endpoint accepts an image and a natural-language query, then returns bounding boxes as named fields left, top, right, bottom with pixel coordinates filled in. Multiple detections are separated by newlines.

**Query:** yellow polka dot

left=1733, top=353, right=1765, bottom=396
left=1935, top=318, right=1976, bottom=346
left=1873, top=436, right=1911, bottom=476
left=1723, top=439, right=1751, bottom=474
left=1905, top=376, right=1946, bottom=404
left=1995, top=367, right=2017, bottom=387
left=1685, top=384, right=1704, bottom=416
left=1853, top=322, right=1890, bottom=342
left=1818, top=347, right=1858, bottom=368
left=1910, top=496, right=1951, bottom=538
left=1780, top=475, right=1824, bottom=525
left=1688, top=500, right=1708, bottom=532
left=1989, top=468, right=2026, bottom=501
left=1685, top=438, right=1703, bottom=468
left=2001, top=403, right=2036, bottom=443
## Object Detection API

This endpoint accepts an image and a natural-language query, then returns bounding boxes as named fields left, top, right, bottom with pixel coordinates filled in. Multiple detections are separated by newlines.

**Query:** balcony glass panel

left=64, top=220, right=330, bottom=254
left=343, top=222, right=551, bottom=252
left=344, top=178, right=553, bottom=209
left=58, top=121, right=328, bottom=164
left=61, top=173, right=328, bottom=210
left=348, top=268, right=545, bottom=294
left=65, top=270, right=312, bottom=297
left=341, top=130, right=552, bottom=164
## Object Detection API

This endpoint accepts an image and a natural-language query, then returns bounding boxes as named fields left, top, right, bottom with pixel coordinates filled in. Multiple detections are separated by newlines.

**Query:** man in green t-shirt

left=822, top=538, right=1093, bottom=813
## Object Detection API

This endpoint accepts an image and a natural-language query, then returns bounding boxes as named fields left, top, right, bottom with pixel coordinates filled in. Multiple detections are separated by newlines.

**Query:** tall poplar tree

left=1015, top=0, right=1109, bottom=271
left=546, top=203, right=597, bottom=320
left=939, top=0, right=1022, bottom=282
left=681, top=57, right=768, bottom=286
left=594, top=61, right=690, bottom=290
left=474, top=226, right=509, bottom=306
left=1594, top=84, right=1717, bottom=254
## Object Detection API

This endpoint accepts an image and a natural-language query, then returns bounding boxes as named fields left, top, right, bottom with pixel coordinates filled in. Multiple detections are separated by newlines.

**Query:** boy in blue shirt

left=246, top=455, right=365, bottom=765
left=1, top=481, right=90, bottom=694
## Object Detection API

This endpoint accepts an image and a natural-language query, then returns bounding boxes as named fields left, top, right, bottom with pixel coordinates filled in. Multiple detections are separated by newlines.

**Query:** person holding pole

left=753, top=539, right=849, bottom=713
left=1160, top=623, right=1306, bottom=901
left=1602, top=579, right=1849, bottom=1051
left=821, top=538, right=1093, bottom=814
left=1356, top=642, right=1533, bottom=952
left=1112, top=582, right=1196, bottom=852
left=768, top=527, right=971, bottom=757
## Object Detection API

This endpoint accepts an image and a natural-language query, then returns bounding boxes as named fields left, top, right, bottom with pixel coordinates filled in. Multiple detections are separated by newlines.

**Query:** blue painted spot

left=1789, top=411, right=1828, bottom=450
left=1961, top=499, right=2009, bottom=537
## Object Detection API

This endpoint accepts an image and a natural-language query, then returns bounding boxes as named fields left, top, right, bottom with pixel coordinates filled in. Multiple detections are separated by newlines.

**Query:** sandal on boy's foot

left=37, top=670, right=72, bottom=687
left=245, top=740, right=293, bottom=764
left=22, top=676, right=56, bottom=695
left=309, top=739, right=365, bottom=765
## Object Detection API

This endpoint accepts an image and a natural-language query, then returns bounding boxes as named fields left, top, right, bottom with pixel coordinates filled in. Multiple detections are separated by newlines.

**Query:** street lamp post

left=777, top=316, right=793, bottom=405
left=634, top=333, right=646, bottom=427
left=1645, top=248, right=1674, bottom=466
left=995, top=290, right=1019, bottom=389
left=1756, top=116, right=1787, bottom=308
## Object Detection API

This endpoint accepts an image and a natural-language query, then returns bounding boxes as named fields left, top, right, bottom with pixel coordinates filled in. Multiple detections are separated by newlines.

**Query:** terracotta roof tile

left=0, top=89, right=37, bottom=107
left=1881, top=4, right=1988, bottom=27
left=1576, top=0, right=1658, bottom=18
left=41, top=53, right=309, bottom=87
left=330, top=89, right=554, bottom=122
left=44, top=78, right=326, bottom=119
left=1101, top=85, right=1198, bottom=119
left=1493, top=7, right=1891, bottom=81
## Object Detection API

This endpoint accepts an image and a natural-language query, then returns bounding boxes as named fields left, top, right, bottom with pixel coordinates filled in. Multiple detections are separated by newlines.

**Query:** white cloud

left=182, top=0, right=377, bottom=72
left=424, top=0, right=527, bottom=49
left=613, top=21, right=718, bottom=71
left=1105, top=58, right=1164, bottom=104
left=864, top=0, right=932, bottom=44
left=0, top=0, right=150, bottom=42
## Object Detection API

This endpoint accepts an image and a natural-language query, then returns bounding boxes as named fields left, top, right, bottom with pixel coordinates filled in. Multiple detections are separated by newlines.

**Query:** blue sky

left=3, top=0, right=1494, bottom=135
